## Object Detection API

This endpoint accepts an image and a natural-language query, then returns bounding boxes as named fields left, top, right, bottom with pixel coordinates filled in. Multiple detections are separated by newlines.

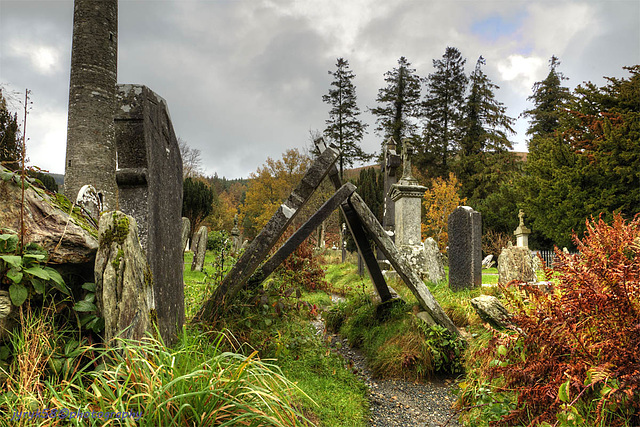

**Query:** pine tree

left=456, top=56, right=516, bottom=200
left=370, top=56, right=422, bottom=147
left=323, top=58, right=369, bottom=180
left=521, top=55, right=572, bottom=143
left=421, top=47, right=468, bottom=176
left=0, top=90, right=21, bottom=171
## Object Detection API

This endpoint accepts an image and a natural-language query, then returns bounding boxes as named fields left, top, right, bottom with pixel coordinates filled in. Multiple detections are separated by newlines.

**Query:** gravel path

left=312, top=315, right=462, bottom=427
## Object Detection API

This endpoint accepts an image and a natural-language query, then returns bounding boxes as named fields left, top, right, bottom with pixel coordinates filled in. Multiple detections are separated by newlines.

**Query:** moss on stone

left=52, top=192, right=99, bottom=239
left=100, top=212, right=130, bottom=249
left=111, top=248, right=124, bottom=270
left=144, top=266, right=154, bottom=289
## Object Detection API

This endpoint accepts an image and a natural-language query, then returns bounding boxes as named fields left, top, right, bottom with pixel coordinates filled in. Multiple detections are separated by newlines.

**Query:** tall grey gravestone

left=115, top=84, right=184, bottom=346
left=181, top=217, right=191, bottom=253
left=191, top=226, right=208, bottom=272
left=448, top=206, right=482, bottom=291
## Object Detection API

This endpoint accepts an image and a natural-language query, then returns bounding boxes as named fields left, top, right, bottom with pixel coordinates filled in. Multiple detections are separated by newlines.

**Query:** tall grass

left=1, top=306, right=310, bottom=426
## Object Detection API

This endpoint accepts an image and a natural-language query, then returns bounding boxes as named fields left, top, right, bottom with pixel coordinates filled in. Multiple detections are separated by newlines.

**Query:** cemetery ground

left=0, top=215, right=638, bottom=426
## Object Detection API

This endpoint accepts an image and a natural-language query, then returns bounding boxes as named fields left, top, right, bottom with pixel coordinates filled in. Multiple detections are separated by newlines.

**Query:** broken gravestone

left=470, top=295, right=512, bottom=330
left=482, top=254, right=495, bottom=269
left=181, top=217, right=190, bottom=253
left=95, top=211, right=155, bottom=343
left=423, top=237, right=446, bottom=283
left=497, top=242, right=537, bottom=284
left=191, top=226, right=208, bottom=272
left=448, top=206, right=482, bottom=291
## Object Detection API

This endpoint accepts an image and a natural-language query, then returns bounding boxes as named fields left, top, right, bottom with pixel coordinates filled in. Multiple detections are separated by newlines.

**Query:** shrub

left=206, top=229, right=230, bottom=252
left=276, top=237, right=328, bottom=292
left=487, top=214, right=640, bottom=426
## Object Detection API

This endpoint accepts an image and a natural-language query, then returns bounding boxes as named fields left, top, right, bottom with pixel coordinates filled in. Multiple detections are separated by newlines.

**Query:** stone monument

left=448, top=206, right=482, bottom=290
left=514, top=209, right=531, bottom=248
left=380, top=137, right=402, bottom=258
left=115, top=84, right=184, bottom=345
left=181, top=217, right=190, bottom=253
left=497, top=242, right=537, bottom=284
left=65, top=0, right=118, bottom=209
left=191, top=226, right=208, bottom=272
left=388, top=141, right=429, bottom=277
left=230, top=214, right=242, bottom=254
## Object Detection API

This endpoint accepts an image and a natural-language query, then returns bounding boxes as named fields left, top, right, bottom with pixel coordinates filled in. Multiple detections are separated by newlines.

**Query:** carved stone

left=448, top=206, right=482, bottom=291
left=470, top=295, right=511, bottom=330
left=497, top=242, right=537, bottom=284
left=181, top=217, right=190, bottom=253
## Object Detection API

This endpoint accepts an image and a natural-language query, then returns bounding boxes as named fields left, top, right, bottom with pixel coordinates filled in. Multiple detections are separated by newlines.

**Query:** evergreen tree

left=323, top=58, right=369, bottom=180
left=0, top=90, right=20, bottom=171
left=521, top=55, right=572, bottom=143
left=420, top=47, right=468, bottom=176
left=370, top=56, right=422, bottom=147
left=521, top=66, right=639, bottom=248
left=456, top=56, right=516, bottom=200
left=182, top=177, right=216, bottom=240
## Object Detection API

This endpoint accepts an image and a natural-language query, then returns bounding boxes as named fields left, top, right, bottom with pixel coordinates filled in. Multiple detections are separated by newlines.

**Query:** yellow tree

left=242, top=149, right=311, bottom=238
left=422, top=172, right=466, bottom=251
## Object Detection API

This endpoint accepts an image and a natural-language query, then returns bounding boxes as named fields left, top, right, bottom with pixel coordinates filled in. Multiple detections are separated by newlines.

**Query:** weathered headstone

left=115, top=84, right=184, bottom=345
left=482, top=254, right=495, bottom=269
left=75, top=184, right=102, bottom=223
left=514, top=209, right=531, bottom=248
left=181, top=217, right=190, bottom=253
left=423, top=237, right=446, bottom=283
left=448, top=206, right=482, bottom=291
left=191, top=226, right=208, bottom=272
left=497, top=242, right=537, bottom=284
left=95, top=211, right=155, bottom=343
left=470, top=295, right=511, bottom=330
left=389, top=141, right=429, bottom=278
left=230, top=214, right=241, bottom=254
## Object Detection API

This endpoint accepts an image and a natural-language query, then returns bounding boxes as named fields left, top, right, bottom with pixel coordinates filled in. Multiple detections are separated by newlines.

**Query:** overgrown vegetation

left=458, top=214, right=640, bottom=426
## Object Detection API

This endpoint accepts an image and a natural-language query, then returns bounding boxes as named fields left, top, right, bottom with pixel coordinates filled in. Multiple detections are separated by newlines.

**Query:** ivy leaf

left=23, top=266, right=50, bottom=280
left=31, top=278, right=45, bottom=294
left=7, top=268, right=23, bottom=285
left=44, top=267, right=69, bottom=295
left=83, top=293, right=95, bottom=303
left=0, top=255, right=22, bottom=269
left=82, top=282, right=96, bottom=292
left=9, top=284, right=28, bottom=306
left=73, top=300, right=97, bottom=312
left=0, top=234, right=18, bottom=253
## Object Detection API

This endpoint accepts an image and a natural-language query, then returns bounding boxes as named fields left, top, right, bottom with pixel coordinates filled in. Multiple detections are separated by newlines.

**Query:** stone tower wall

left=65, top=0, right=118, bottom=208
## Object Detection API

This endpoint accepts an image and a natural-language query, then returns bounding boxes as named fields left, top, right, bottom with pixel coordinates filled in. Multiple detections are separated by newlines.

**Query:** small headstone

left=448, top=206, right=482, bottom=291
left=497, top=242, right=537, bottom=284
left=231, top=214, right=241, bottom=254
left=191, top=226, right=208, bottom=272
left=470, top=295, right=511, bottom=330
left=514, top=209, right=531, bottom=248
left=181, top=217, right=190, bottom=253
left=0, top=290, right=15, bottom=341
left=481, top=254, right=494, bottom=269
left=415, top=311, right=437, bottom=328
left=95, top=211, right=155, bottom=343
left=76, top=184, right=102, bottom=222
left=423, top=237, right=446, bottom=283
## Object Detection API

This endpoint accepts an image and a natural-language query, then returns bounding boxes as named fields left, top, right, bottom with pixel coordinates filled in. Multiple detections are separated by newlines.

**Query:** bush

left=206, top=230, right=230, bottom=252
left=276, top=237, right=328, bottom=292
left=483, top=214, right=640, bottom=426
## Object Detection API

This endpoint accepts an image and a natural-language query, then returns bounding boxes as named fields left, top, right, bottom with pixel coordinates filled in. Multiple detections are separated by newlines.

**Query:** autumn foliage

left=490, top=214, right=640, bottom=426
left=421, top=172, right=466, bottom=251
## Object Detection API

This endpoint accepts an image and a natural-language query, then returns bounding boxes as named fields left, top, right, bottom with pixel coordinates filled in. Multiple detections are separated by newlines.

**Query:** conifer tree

left=521, top=55, right=572, bottom=143
left=0, top=90, right=20, bottom=171
left=323, top=58, right=369, bottom=180
left=371, top=56, right=422, bottom=147
left=421, top=47, right=468, bottom=176
left=456, top=56, right=516, bottom=200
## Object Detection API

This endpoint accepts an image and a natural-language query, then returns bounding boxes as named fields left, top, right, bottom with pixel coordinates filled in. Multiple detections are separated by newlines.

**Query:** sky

left=0, top=0, right=638, bottom=179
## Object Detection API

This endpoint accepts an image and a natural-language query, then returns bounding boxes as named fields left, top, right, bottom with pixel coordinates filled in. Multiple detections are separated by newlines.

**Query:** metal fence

left=531, top=249, right=579, bottom=268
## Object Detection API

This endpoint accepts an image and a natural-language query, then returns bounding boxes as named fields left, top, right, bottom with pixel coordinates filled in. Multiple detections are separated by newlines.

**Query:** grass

left=181, top=249, right=370, bottom=426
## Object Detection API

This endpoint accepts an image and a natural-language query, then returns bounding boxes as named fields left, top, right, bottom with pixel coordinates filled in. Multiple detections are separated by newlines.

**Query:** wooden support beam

left=246, top=182, right=356, bottom=289
left=348, top=192, right=460, bottom=337
left=196, top=144, right=341, bottom=320
left=315, top=138, right=393, bottom=303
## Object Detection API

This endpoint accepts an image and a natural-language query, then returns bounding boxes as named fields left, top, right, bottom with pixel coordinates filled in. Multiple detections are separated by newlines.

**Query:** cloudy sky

left=1, top=0, right=638, bottom=179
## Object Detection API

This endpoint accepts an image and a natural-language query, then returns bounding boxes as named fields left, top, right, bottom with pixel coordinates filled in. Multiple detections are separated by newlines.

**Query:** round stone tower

left=64, top=0, right=118, bottom=209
